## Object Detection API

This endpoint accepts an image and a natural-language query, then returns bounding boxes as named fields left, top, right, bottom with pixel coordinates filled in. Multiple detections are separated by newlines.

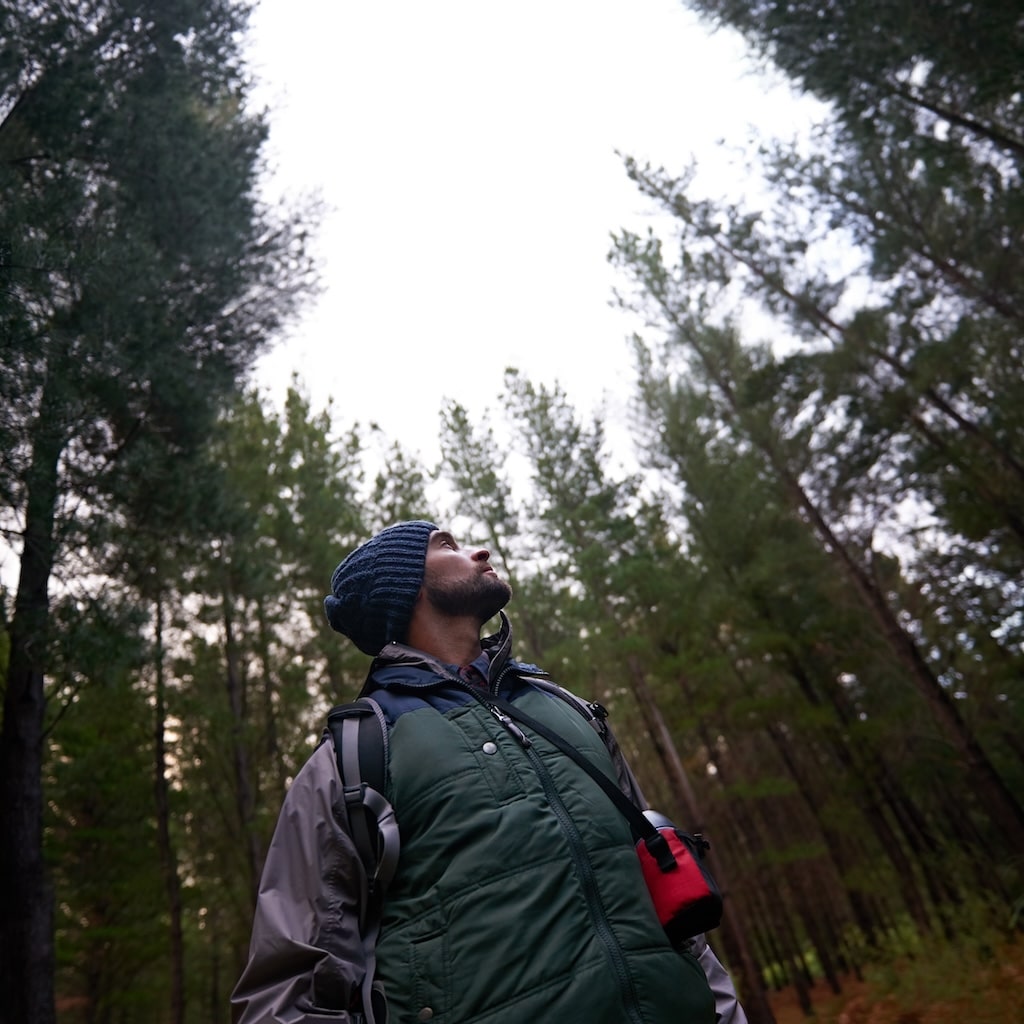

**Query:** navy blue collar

left=360, top=612, right=548, bottom=696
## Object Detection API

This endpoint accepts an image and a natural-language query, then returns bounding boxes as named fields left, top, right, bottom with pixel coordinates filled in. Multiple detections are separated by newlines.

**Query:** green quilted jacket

left=232, top=616, right=738, bottom=1024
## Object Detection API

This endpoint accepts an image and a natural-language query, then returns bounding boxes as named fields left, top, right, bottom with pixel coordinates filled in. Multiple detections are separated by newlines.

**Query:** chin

left=480, top=581, right=513, bottom=621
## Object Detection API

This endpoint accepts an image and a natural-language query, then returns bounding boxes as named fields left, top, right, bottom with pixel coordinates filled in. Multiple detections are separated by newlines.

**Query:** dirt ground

left=766, top=944, right=1024, bottom=1024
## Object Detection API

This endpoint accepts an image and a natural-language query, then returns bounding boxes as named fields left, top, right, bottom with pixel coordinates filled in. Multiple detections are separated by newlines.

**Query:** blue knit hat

left=324, top=520, right=438, bottom=655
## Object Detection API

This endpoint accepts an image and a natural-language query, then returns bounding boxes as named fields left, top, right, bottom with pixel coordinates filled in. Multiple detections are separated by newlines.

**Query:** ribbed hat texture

left=323, top=520, right=438, bottom=655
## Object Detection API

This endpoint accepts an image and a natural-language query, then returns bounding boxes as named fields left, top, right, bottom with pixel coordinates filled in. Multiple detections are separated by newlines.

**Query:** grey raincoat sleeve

left=231, top=741, right=368, bottom=1024
left=688, top=935, right=750, bottom=1024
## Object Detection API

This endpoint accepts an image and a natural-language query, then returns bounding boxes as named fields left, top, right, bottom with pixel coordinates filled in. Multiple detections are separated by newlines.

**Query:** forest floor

left=766, top=935, right=1024, bottom=1024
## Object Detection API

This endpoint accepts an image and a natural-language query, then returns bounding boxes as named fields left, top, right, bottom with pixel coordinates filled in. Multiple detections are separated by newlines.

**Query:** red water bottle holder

left=635, top=817, right=723, bottom=943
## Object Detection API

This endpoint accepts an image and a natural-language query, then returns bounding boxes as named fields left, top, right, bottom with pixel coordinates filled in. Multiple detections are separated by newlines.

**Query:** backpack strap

left=524, top=678, right=647, bottom=806
left=325, top=697, right=399, bottom=1024
left=463, top=688, right=677, bottom=868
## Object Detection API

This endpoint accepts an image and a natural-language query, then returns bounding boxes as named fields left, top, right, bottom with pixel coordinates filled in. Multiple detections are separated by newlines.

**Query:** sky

left=244, top=0, right=823, bottom=470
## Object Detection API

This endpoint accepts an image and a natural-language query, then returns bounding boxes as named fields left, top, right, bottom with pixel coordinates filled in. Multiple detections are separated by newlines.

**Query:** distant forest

left=1, top=2, right=1021, bottom=1023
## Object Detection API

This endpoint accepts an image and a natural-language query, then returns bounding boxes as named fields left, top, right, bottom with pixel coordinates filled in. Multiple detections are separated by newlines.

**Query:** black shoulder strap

left=464, top=687, right=681, bottom=873
left=324, top=697, right=399, bottom=1024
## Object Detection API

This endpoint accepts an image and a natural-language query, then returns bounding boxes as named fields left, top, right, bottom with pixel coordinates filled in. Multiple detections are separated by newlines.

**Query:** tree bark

left=0, top=395, right=63, bottom=1024
left=153, top=590, right=186, bottom=1024
left=255, top=597, right=283, bottom=796
left=223, top=585, right=261, bottom=900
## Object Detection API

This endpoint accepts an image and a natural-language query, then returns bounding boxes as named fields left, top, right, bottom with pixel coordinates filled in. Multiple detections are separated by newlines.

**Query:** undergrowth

left=767, top=932, right=1023, bottom=1024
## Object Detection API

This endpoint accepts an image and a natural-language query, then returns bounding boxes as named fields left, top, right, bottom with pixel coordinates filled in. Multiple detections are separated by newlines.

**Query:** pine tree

left=0, top=2, right=314, bottom=1019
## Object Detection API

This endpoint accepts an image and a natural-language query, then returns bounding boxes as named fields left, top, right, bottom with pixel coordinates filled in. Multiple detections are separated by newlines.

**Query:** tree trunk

left=153, top=590, right=186, bottom=1024
left=0, top=406, right=62, bottom=1024
left=255, top=597, right=284, bottom=796
left=223, top=586, right=261, bottom=899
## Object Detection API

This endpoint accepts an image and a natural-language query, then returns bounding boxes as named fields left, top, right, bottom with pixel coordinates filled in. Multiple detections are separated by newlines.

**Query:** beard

left=422, top=569, right=512, bottom=623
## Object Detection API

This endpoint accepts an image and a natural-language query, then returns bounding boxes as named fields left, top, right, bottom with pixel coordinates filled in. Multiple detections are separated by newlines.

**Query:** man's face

left=420, top=530, right=512, bottom=623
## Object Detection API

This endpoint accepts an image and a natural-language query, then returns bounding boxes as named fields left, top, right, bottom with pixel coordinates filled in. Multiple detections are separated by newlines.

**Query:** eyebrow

left=433, top=531, right=458, bottom=548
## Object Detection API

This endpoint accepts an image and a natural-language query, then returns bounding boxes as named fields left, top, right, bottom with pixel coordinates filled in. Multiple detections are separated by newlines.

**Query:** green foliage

left=48, top=641, right=166, bottom=1019
left=369, top=434, right=432, bottom=529
left=685, top=1, right=1023, bottom=132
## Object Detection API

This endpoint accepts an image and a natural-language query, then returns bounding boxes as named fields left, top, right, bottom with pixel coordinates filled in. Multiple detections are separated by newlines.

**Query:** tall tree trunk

left=209, top=932, right=223, bottom=1024
left=255, top=598, right=283, bottom=795
left=0, top=403, right=62, bottom=1024
left=223, top=587, right=261, bottom=899
left=153, top=589, right=186, bottom=1024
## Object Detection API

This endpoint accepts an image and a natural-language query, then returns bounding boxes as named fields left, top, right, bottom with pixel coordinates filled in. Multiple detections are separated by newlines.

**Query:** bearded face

left=421, top=562, right=512, bottom=624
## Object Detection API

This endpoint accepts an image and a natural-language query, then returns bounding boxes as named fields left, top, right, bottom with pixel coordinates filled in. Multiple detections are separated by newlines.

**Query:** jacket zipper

left=469, top=677, right=645, bottom=1024
left=489, top=659, right=514, bottom=695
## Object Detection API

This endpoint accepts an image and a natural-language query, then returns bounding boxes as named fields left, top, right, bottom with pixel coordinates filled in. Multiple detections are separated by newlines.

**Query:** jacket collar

left=360, top=612, right=546, bottom=695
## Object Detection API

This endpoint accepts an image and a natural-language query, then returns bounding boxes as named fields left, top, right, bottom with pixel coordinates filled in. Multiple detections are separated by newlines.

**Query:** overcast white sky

left=244, top=0, right=822, bottom=469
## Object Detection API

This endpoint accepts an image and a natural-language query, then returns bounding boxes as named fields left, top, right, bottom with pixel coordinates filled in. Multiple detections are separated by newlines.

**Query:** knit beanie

left=323, top=520, right=438, bottom=655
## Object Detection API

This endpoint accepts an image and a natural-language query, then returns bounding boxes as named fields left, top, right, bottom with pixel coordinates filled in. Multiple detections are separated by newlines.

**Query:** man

left=232, top=520, right=745, bottom=1024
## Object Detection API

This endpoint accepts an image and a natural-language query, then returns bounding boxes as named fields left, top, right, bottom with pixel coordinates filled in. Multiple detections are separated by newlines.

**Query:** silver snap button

left=418, top=1008, right=434, bottom=1022
left=482, top=741, right=498, bottom=755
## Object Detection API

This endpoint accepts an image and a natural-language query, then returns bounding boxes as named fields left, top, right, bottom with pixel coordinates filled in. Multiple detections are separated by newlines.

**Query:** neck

left=405, top=610, right=483, bottom=667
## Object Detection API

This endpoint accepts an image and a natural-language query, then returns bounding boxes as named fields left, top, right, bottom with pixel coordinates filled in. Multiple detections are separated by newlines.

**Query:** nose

left=468, top=546, right=490, bottom=562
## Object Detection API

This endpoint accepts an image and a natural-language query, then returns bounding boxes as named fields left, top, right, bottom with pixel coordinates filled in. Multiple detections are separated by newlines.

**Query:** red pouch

left=635, top=827, right=723, bottom=943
